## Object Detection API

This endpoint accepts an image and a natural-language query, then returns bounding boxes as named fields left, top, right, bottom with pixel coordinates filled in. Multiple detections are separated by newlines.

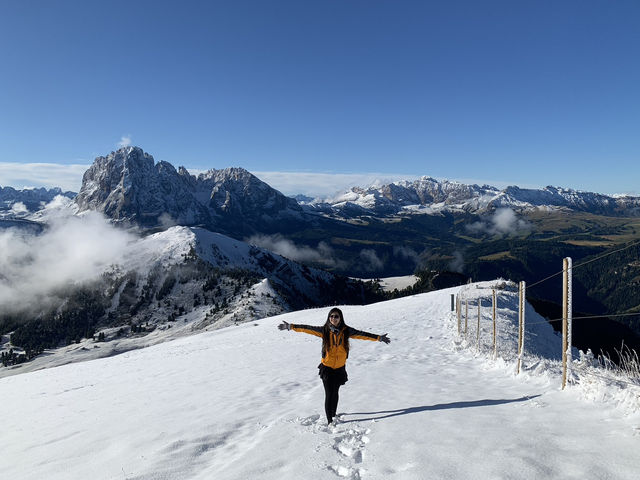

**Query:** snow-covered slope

left=2, top=282, right=638, bottom=480
left=358, top=275, right=419, bottom=292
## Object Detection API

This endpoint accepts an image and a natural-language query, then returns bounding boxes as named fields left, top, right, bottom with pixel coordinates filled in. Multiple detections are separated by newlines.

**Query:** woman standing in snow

left=278, top=307, right=390, bottom=425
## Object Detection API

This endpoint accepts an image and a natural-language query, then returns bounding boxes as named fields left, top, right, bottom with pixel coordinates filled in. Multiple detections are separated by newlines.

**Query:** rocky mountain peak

left=74, top=147, right=303, bottom=234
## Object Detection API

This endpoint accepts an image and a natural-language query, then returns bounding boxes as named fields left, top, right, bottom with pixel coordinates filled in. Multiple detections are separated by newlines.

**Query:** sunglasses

left=329, top=314, right=340, bottom=319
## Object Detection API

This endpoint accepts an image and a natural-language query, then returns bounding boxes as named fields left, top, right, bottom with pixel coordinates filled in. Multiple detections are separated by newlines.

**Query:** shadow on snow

left=342, top=395, right=541, bottom=422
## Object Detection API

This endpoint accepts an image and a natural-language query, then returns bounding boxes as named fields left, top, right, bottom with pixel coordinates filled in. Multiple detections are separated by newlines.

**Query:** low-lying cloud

left=0, top=198, right=136, bottom=315
left=467, top=208, right=531, bottom=236
left=360, top=249, right=384, bottom=272
left=10, top=202, right=28, bottom=215
left=393, top=245, right=420, bottom=265
left=449, top=251, right=465, bottom=273
left=248, top=235, right=425, bottom=274
left=247, top=234, right=340, bottom=268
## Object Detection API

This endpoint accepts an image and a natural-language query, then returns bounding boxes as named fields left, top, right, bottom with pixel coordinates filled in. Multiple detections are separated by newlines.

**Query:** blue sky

left=1, top=0, right=639, bottom=196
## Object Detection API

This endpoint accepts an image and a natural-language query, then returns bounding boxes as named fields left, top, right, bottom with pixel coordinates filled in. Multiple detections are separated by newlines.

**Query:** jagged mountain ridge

left=5, top=147, right=637, bottom=230
left=72, top=146, right=640, bottom=232
left=74, top=146, right=304, bottom=233
left=0, top=186, right=75, bottom=215
left=308, top=177, right=640, bottom=217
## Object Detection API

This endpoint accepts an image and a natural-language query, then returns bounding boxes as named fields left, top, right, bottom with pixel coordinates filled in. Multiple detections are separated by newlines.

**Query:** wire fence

left=531, top=241, right=639, bottom=388
left=524, top=312, right=640, bottom=328
left=453, top=240, right=640, bottom=394
left=527, top=239, right=640, bottom=290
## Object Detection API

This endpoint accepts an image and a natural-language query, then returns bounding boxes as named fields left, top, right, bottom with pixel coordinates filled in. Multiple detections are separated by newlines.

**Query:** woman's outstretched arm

left=278, top=321, right=323, bottom=337
left=347, top=326, right=391, bottom=344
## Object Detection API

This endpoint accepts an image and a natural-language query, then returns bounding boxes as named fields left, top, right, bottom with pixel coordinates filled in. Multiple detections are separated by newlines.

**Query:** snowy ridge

left=191, top=226, right=336, bottom=300
left=2, top=282, right=638, bottom=479
left=308, top=176, right=640, bottom=217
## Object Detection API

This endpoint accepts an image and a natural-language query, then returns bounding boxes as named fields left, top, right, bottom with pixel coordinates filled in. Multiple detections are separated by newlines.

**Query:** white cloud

left=9, top=202, right=28, bottom=215
left=0, top=162, right=88, bottom=192
left=158, top=213, right=177, bottom=229
left=246, top=234, right=339, bottom=268
left=393, top=245, right=420, bottom=265
left=0, top=202, right=137, bottom=315
left=449, top=251, right=465, bottom=273
left=360, top=249, right=384, bottom=272
left=118, top=135, right=132, bottom=148
left=466, top=208, right=531, bottom=236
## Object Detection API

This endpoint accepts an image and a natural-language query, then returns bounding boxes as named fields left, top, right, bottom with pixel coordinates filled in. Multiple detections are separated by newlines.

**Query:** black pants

left=322, top=376, right=341, bottom=424
left=319, top=365, right=347, bottom=424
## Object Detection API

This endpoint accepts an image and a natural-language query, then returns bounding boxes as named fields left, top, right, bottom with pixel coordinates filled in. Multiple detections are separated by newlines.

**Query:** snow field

left=1, top=284, right=639, bottom=479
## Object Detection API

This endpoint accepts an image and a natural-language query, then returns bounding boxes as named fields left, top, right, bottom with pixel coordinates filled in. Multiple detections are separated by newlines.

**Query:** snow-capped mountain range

left=71, top=147, right=640, bottom=221
left=0, top=185, right=75, bottom=216
left=308, top=177, right=640, bottom=217
left=3, top=146, right=640, bottom=226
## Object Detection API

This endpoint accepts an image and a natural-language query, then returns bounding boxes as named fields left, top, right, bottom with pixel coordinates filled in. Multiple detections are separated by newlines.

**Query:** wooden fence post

left=456, top=295, right=461, bottom=335
left=477, top=299, right=481, bottom=352
left=517, top=281, right=526, bottom=375
left=465, top=300, right=469, bottom=340
left=562, top=257, right=573, bottom=389
left=492, top=289, right=497, bottom=359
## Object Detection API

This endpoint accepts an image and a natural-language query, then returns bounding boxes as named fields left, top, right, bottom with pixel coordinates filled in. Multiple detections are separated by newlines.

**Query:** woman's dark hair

left=322, top=307, right=350, bottom=359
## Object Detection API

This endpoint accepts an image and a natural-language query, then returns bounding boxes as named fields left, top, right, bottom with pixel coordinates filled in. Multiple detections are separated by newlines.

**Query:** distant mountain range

left=3, top=147, right=640, bottom=225
left=307, top=178, right=640, bottom=218
left=0, top=186, right=75, bottom=215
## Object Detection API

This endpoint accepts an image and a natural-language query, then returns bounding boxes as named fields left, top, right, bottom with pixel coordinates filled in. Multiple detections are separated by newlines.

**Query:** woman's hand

left=379, top=333, right=390, bottom=344
left=278, top=321, right=291, bottom=331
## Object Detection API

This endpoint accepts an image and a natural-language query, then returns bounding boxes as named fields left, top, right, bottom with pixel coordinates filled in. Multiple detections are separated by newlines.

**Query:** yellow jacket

left=290, top=324, right=380, bottom=369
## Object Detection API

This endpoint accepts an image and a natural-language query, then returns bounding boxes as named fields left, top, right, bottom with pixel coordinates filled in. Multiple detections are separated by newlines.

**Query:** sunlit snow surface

left=2, top=283, right=639, bottom=479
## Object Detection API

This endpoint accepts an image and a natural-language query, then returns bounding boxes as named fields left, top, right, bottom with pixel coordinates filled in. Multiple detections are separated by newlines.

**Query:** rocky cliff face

left=197, top=167, right=303, bottom=230
left=75, top=146, right=303, bottom=233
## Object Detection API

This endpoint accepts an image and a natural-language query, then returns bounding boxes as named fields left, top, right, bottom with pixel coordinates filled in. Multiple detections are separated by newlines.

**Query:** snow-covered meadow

left=2, top=282, right=639, bottom=479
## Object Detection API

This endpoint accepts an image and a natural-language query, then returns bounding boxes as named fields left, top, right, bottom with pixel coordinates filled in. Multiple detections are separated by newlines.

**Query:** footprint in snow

left=297, top=414, right=322, bottom=427
left=328, top=464, right=366, bottom=479
left=332, top=425, right=370, bottom=463
left=326, top=416, right=372, bottom=478
left=293, top=413, right=372, bottom=478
